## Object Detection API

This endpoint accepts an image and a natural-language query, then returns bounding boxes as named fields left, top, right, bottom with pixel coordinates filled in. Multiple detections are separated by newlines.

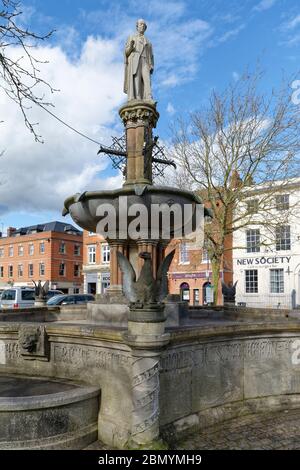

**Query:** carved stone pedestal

left=124, top=304, right=170, bottom=449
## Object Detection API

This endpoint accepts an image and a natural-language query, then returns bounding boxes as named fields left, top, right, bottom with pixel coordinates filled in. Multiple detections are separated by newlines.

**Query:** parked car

left=46, top=290, right=64, bottom=300
left=0, top=287, right=64, bottom=309
left=47, top=294, right=95, bottom=306
left=1, top=287, right=35, bottom=309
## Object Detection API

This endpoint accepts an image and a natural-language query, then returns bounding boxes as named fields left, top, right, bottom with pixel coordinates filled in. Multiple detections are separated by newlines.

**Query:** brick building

left=0, top=221, right=83, bottom=293
left=167, top=239, right=233, bottom=306
left=82, top=229, right=233, bottom=305
left=83, top=231, right=110, bottom=295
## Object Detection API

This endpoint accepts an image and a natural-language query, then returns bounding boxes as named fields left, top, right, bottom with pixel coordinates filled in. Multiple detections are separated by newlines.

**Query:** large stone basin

left=0, top=374, right=100, bottom=449
left=63, top=184, right=207, bottom=240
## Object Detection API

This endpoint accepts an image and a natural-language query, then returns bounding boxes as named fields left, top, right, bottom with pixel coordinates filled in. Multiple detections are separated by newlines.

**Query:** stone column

left=125, top=304, right=170, bottom=449
left=119, top=100, right=159, bottom=186
left=157, top=241, right=169, bottom=271
left=148, top=241, right=158, bottom=279
left=131, top=351, right=160, bottom=446
left=136, top=239, right=150, bottom=275
left=107, top=241, right=126, bottom=299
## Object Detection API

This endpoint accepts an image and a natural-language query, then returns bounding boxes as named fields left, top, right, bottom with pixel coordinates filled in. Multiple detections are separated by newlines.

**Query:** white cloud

left=285, top=14, right=300, bottom=30
left=79, top=2, right=214, bottom=89
left=253, top=0, right=277, bottom=12
left=280, top=13, right=300, bottom=46
left=166, top=102, right=176, bottom=115
left=0, top=37, right=125, bottom=217
left=218, top=24, right=245, bottom=43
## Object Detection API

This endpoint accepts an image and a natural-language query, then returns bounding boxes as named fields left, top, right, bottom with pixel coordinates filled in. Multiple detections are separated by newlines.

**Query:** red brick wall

left=0, top=231, right=83, bottom=286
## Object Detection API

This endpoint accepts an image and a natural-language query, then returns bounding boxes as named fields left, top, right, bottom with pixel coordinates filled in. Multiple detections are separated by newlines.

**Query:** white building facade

left=233, top=181, right=300, bottom=309
left=82, top=232, right=110, bottom=296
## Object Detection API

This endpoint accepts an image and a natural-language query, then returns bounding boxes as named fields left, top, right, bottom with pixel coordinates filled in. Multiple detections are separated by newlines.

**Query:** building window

left=88, top=231, right=94, bottom=236
left=88, top=245, right=96, bottom=264
left=102, top=244, right=110, bottom=264
left=180, top=282, right=190, bottom=301
left=179, top=242, right=189, bottom=264
left=18, top=245, right=24, bottom=256
left=193, top=289, right=199, bottom=306
left=9, top=246, right=13, bottom=257
left=245, top=270, right=258, bottom=293
left=246, top=229, right=260, bottom=253
left=0, top=248, right=4, bottom=257
left=59, top=262, right=66, bottom=276
left=0, top=266, right=3, bottom=277
left=39, top=262, right=45, bottom=276
left=40, top=242, right=45, bottom=254
left=8, top=265, right=13, bottom=278
left=74, top=264, right=80, bottom=277
left=276, top=194, right=289, bottom=211
left=28, top=264, right=34, bottom=277
left=29, top=243, right=34, bottom=255
left=18, top=264, right=23, bottom=277
left=276, top=225, right=291, bottom=251
left=59, top=242, right=66, bottom=254
left=247, top=199, right=259, bottom=214
left=270, top=269, right=284, bottom=293
left=74, top=244, right=80, bottom=256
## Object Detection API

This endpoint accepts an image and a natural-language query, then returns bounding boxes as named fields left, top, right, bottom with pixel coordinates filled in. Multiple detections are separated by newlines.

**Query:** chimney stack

left=7, top=227, right=16, bottom=237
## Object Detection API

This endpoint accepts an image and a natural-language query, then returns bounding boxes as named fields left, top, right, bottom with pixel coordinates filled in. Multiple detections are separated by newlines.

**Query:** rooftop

left=6, top=221, right=82, bottom=238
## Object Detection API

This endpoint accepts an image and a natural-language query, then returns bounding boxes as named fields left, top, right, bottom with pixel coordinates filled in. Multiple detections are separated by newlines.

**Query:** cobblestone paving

left=86, top=409, right=300, bottom=450
left=176, top=409, right=300, bottom=450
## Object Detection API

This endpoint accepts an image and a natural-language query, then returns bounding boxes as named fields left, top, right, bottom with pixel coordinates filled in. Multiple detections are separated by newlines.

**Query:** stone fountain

left=62, top=18, right=208, bottom=447
left=1, top=18, right=300, bottom=451
left=63, top=18, right=206, bottom=329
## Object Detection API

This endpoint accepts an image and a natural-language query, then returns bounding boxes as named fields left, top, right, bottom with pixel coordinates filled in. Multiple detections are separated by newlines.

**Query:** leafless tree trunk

left=0, top=0, right=55, bottom=141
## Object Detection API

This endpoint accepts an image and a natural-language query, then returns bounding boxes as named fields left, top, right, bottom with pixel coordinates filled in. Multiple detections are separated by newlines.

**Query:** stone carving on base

left=131, top=354, right=160, bottom=445
left=117, top=250, right=175, bottom=308
left=33, top=280, right=49, bottom=306
left=19, top=325, right=49, bottom=361
left=222, top=280, right=238, bottom=304
left=124, top=19, right=154, bottom=101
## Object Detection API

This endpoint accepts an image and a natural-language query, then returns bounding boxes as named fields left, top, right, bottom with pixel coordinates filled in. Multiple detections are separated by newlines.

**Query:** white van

left=0, top=287, right=35, bottom=309
left=0, top=287, right=64, bottom=309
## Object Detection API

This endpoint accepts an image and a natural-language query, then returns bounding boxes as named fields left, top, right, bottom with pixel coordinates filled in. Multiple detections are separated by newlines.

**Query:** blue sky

left=1, top=0, right=300, bottom=232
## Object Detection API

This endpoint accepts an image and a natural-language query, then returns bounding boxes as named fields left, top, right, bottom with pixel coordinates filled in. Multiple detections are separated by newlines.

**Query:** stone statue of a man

left=124, top=19, right=154, bottom=101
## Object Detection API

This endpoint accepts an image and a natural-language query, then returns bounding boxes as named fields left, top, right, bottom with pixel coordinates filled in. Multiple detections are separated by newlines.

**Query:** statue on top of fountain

left=124, top=19, right=154, bottom=102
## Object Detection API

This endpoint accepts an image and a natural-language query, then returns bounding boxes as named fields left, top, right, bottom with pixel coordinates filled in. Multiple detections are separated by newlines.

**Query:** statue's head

left=136, top=19, right=147, bottom=34
left=139, top=251, right=151, bottom=260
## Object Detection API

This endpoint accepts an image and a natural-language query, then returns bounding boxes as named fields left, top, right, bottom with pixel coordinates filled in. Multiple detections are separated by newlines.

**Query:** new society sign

left=237, top=256, right=291, bottom=266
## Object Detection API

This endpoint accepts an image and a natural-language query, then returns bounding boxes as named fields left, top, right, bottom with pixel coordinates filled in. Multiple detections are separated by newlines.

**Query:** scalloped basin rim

left=63, top=185, right=204, bottom=215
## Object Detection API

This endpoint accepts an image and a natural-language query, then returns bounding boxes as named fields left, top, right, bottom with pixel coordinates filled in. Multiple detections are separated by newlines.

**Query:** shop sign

left=237, top=256, right=291, bottom=266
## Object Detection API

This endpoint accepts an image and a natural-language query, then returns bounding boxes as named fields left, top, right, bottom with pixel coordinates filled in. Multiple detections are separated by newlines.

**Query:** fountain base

left=0, top=374, right=100, bottom=450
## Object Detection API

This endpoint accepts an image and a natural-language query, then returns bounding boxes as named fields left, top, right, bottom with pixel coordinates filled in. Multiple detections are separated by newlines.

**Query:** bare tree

left=168, top=71, right=300, bottom=304
left=0, top=0, right=55, bottom=141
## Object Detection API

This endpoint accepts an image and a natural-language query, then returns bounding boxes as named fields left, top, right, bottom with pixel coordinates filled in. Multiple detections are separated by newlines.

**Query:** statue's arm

left=149, top=42, right=154, bottom=72
left=125, top=36, right=135, bottom=58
